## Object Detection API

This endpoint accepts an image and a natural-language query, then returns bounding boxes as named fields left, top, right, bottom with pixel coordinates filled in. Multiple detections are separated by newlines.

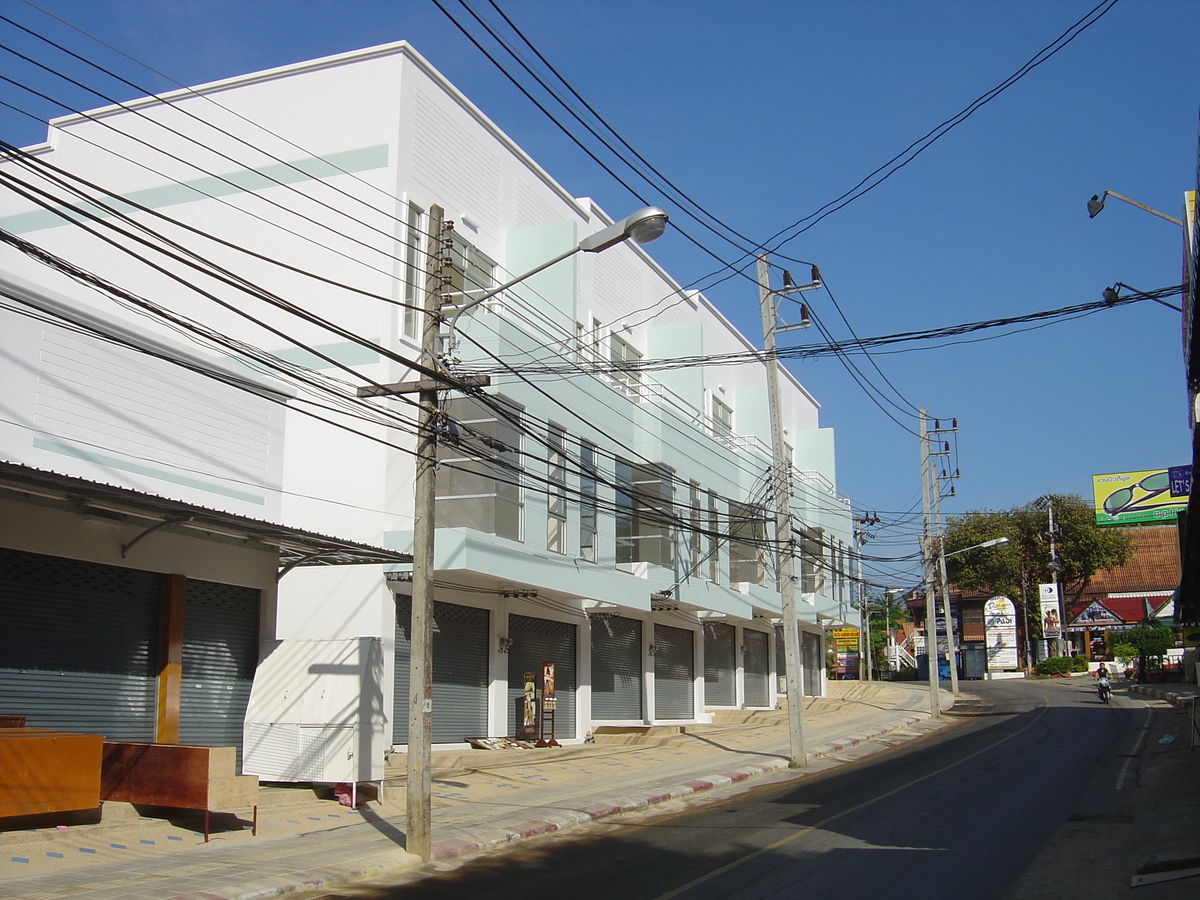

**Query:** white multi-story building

left=0, top=42, right=853, bottom=764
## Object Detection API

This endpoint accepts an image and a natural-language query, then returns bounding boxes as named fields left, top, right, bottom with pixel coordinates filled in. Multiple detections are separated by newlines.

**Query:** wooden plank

left=0, top=728, right=102, bottom=818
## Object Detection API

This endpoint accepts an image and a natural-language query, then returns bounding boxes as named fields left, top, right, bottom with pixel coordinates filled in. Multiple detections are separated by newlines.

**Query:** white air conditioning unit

left=243, top=637, right=385, bottom=787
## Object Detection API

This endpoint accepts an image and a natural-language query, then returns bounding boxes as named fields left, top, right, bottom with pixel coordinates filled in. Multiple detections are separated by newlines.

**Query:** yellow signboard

left=1091, top=468, right=1190, bottom=526
left=832, top=627, right=859, bottom=648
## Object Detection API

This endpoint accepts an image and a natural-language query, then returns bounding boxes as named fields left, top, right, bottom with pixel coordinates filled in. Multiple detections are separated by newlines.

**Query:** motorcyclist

left=1095, top=663, right=1112, bottom=702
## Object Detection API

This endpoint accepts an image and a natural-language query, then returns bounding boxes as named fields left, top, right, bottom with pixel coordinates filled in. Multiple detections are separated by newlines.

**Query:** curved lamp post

left=1087, top=190, right=1183, bottom=227
left=447, top=205, right=668, bottom=351
left=933, top=535, right=1010, bottom=702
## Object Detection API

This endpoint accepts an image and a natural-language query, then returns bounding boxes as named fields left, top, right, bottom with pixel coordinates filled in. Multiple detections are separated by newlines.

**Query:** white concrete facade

left=0, top=42, right=854, bottom=752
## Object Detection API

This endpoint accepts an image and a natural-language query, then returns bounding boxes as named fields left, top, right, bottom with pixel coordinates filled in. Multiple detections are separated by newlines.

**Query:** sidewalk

left=0, top=680, right=948, bottom=900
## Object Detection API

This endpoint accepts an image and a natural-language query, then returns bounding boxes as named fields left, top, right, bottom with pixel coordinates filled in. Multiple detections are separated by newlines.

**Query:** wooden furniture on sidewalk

left=100, top=741, right=259, bottom=841
left=0, top=727, right=102, bottom=818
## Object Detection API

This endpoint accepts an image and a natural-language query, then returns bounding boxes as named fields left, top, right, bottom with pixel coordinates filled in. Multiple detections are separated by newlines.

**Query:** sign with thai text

left=1092, top=468, right=1190, bottom=525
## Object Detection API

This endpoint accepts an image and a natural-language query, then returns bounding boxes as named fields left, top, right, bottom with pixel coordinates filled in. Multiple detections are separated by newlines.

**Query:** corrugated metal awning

left=0, top=461, right=411, bottom=575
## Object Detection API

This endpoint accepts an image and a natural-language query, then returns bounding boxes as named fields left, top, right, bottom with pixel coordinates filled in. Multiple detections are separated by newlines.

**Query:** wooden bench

left=0, top=728, right=102, bottom=819
left=101, top=741, right=259, bottom=841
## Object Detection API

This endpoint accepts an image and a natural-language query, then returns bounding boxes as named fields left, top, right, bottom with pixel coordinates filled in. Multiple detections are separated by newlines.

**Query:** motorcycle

left=1097, top=675, right=1112, bottom=704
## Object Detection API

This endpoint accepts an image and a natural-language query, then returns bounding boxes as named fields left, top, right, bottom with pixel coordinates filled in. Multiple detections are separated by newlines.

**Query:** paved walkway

left=0, top=681, right=948, bottom=900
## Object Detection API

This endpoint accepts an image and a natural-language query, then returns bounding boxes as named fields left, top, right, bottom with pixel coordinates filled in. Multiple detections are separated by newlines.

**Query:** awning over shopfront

left=0, top=461, right=411, bottom=576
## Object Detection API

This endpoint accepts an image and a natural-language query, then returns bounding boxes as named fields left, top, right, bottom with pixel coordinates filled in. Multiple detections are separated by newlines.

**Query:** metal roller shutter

left=589, top=615, right=642, bottom=720
left=703, top=621, right=736, bottom=707
left=179, top=579, right=258, bottom=770
left=653, top=623, right=694, bottom=720
left=0, top=547, right=158, bottom=740
left=803, top=631, right=822, bottom=697
left=394, top=597, right=490, bottom=745
left=507, top=614, right=577, bottom=740
left=743, top=629, right=770, bottom=708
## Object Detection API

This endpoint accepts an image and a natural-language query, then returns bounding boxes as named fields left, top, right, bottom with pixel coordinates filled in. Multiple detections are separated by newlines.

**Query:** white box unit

left=243, top=637, right=386, bottom=785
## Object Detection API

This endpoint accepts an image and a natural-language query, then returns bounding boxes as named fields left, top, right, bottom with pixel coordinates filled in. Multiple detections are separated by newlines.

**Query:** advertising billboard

left=984, top=596, right=1019, bottom=670
left=1091, top=467, right=1191, bottom=526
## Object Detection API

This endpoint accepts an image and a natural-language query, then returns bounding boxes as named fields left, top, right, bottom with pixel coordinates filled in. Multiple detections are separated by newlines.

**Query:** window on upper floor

left=689, top=481, right=703, bottom=577
left=800, top=526, right=826, bottom=595
left=446, top=231, right=496, bottom=302
left=401, top=202, right=425, bottom=341
left=615, top=459, right=675, bottom=567
left=579, top=440, right=598, bottom=562
left=729, top=501, right=766, bottom=586
left=610, top=335, right=642, bottom=398
left=547, top=424, right=567, bottom=554
left=707, top=490, right=721, bottom=583
left=436, top=396, right=523, bottom=541
left=711, top=395, right=733, bottom=437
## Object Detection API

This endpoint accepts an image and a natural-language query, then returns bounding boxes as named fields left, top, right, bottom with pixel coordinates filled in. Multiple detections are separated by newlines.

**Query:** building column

left=156, top=573, right=186, bottom=743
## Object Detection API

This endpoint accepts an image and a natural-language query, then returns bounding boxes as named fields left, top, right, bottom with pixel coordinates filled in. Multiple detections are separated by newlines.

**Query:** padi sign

left=984, top=596, right=1019, bottom=670
left=1091, top=467, right=1190, bottom=526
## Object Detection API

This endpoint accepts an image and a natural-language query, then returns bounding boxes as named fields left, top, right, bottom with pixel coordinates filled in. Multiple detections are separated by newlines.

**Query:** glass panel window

left=446, top=231, right=496, bottom=301
left=707, top=490, right=721, bottom=583
left=689, top=481, right=702, bottom=576
left=610, top=335, right=642, bottom=398
left=580, top=441, right=597, bottom=562
left=436, top=396, right=523, bottom=541
left=729, top=501, right=766, bottom=585
left=801, top=527, right=826, bottom=594
left=547, top=424, right=567, bottom=554
left=711, top=396, right=733, bottom=437
left=402, top=203, right=424, bottom=340
left=616, top=459, right=675, bottom=567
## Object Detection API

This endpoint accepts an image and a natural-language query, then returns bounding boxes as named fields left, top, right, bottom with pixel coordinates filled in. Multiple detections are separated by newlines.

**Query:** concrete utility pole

left=927, top=420, right=959, bottom=695
left=919, top=411, right=940, bottom=718
left=756, top=255, right=820, bottom=767
left=1045, top=498, right=1065, bottom=658
left=359, top=205, right=668, bottom=858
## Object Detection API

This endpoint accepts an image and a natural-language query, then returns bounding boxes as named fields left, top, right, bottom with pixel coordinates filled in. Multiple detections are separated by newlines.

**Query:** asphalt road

left=305, top=678, right=1135, bottom=900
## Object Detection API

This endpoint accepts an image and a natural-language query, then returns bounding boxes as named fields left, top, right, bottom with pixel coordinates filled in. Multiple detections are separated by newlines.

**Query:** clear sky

left=2, top=0, right=1196, bottom=587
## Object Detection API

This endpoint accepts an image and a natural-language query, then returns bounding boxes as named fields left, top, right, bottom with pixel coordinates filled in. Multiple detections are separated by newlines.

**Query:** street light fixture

left=931, top=540, right=1008, bottom=700
left=945, top=536, right=1009, bottom=557
left=447, top=206, right=668, bottom=350
left=1087, top=190, right=1183, bottom=227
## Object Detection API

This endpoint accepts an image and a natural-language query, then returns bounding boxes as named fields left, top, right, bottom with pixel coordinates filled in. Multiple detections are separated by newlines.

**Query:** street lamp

left=935, top=536, right=1010, bottom=696
left=364, top=203, right=668, bottom=861
left=447, top=206, right=668, bottom=351
left=1087, top=190, right=1183, bottom=227
left=945, top=536, right=1009, bottom=557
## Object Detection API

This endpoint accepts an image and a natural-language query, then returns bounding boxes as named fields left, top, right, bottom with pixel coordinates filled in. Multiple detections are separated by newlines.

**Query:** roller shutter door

left=743, top=629, right=770, bottom=708
left=394, top=598, right=489, bottom=745
left=803, top=631, right=822, bottom=697
left=507, top=614, right=576, bottom=740
left=653, top=623, right=694, bottom=720
left=590, top=615, right=642, bottom=720
left=178, top=579, right=258, bottom=770
left=703, top=622, right=736, bottom=706
left=0, top=547, right=158, bottom=740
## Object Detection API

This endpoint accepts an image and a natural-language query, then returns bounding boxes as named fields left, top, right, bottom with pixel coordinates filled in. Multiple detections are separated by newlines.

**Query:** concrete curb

left=1129, top=684, right=1198, bottom=709
left=194, top=710, right=938, bottom=900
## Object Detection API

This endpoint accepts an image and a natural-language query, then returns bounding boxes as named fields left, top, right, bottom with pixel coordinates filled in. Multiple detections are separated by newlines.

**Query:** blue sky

left=2, top=0, right=1196, bottom=586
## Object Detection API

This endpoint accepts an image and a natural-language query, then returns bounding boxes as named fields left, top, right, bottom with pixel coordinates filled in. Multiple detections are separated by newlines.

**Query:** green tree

left=1120, top=621, right=1174, bottom=677
left=864, top=589, right=912, bottom=670
left=942, top=494, right=1133, bottom=632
